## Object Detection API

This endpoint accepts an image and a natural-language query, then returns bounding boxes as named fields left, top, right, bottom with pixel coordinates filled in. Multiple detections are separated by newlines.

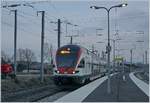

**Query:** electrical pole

left=65, top=35, right=79, bottom=44
left=143, top=53, right=144, bottom=64
left=58, top=19, right=61, bottom=48
left=113, top=40, right=115, bottom=68
left=50, top=20, right=62, bottom=49
left=37, top=11, right=45, bottom=82
left=70, top=36, right=73, bottom=44
left=92, top=45, right=94, bottom=74
left=11, top=10, right=17, bottom=75
left=145, top=50, right=147, bottom=65
left=130, top=49, right=133, bottom=72
left=66, top=22, right=68, bottom=36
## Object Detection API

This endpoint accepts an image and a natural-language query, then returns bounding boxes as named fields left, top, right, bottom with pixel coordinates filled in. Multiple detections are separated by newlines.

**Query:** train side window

left=78, top=59, right=85, bottom=68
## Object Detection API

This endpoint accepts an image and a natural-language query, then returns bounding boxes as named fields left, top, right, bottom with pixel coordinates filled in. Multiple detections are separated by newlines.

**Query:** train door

left=78, top=58, right=85, bottom=74
left=85, top=56, right=89, bottom=74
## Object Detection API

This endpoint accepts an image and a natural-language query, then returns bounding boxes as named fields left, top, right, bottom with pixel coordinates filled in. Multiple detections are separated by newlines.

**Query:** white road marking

left=55, top=76, right=109, bottom=102
left=129, top=72, right=149, bottom=97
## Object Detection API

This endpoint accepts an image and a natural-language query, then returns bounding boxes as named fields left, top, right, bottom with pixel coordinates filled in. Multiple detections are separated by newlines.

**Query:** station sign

left=115, top=56, right=124, bottom=61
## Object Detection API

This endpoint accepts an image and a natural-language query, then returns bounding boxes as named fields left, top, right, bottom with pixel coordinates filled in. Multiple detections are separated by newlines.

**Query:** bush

left=17, top=63, right=27, bottom=72
left=1, top=74, right=7, bottom=79
left=9, top=73, right=16, bottom=79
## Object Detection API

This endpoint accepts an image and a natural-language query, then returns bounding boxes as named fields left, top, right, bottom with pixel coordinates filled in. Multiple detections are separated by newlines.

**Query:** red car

left=1, top=64, right=13, bottom=74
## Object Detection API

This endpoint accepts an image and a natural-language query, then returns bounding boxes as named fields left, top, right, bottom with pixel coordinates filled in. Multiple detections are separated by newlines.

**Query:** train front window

left=56, top=50, right=77, bottom=67
left=56, top=46, right=80, bottom=68
left=56, top=52, right=78, bottom=68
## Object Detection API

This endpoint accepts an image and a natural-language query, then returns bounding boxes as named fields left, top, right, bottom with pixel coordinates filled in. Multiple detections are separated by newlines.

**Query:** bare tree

left=16, top=48, right=36, bottom=72
left=24, top=48, right=36, bottom=73
left=17, top=48, right=26, bottom=62
left=1, top=50, right=11, bottom=64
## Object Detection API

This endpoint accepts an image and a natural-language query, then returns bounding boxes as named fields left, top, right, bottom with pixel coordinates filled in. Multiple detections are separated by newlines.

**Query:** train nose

left=57, top=67, right=75, bottom=74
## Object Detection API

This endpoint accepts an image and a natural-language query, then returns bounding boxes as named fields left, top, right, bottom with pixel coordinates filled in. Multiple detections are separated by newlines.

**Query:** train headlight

left=72, top=71, right=75, bottom=74
left=56, top=70, right=60, bottom=74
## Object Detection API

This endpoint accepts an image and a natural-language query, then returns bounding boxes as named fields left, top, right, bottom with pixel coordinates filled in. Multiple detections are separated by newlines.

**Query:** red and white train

left=53, top=44, right=107, bottom=85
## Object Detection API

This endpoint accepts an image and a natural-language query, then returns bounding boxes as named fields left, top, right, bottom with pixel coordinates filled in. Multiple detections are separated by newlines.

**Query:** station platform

left=83, top=73, right=149, bottom=102
left=56, top=72, right=149, bottom=102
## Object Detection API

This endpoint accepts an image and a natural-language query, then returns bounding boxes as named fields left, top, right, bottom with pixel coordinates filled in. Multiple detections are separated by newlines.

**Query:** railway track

left=2, top=84, right=81, bottom=102
left=2, top=85, right=61, bottom=102
left=35, top=84, right=82, bottom=102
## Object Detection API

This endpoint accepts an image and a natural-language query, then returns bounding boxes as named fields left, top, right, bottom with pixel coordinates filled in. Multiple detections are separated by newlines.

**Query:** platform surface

left=83, top=73, right=149, bottom=102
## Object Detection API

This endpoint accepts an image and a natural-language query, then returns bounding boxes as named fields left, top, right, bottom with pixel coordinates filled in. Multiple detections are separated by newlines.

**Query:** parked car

left=1, top=64, right=15, bottom=79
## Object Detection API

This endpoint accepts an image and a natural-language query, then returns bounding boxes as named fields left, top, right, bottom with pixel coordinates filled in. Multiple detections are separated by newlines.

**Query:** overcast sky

left=1, top=0, right=149, bottom=63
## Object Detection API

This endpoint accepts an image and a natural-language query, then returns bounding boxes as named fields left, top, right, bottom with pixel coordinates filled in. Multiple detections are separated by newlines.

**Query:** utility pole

left=65, top=35, right=78, bottom=44
left=37, top=11, right=45, bottom=82
left=113, top=40, right=115, bottom=68
left=70, top=36, right=73, bottom=44
left=11, top=10, right=17, bottom=75
left=66, top=22, right=68, bottom=35
left=145, top=50, right=147, bottom=65
left=91, top=45, right=94, bottom=74
left=65, top=21, right=68, bottom=36
left=130, top=49, right=133, bottom=72
left=143, top=54, right=144, bottom=64
left=58, top=19, right=61, bottom=48
left=50, top=19, right=62, bottom=49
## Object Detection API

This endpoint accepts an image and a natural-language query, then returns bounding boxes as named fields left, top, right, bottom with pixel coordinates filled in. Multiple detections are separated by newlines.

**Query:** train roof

left=58, top=44, right=98, bottom=55
left=57, top=44, right=106, bottom=62
left=57, top=44, right=80, bottom=51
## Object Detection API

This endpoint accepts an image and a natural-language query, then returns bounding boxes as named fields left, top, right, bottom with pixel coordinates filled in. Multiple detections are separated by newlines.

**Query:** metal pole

left=143, top=53, right=144, bottom=64
left=72, top=25, right=73, bottom=35
left=90, top=4, right=127, bottom=94
left=70, top=36, right=73, bottom=44
left=37, top=11, right=45, bottom=82
left=14, top=10, right=17, bottom=75
left=107, top=10, right=111, bottom=94
left=130, top=49, right=132, bottom=72
left=92, top=45, right=94, bottom=74
left=113, top=40, right=115, bottom=68
left=66, top=22, right=68, bottom=35
left=145, top=50, right=147, bottom=65
left=58, top=19, right=61, bottom=48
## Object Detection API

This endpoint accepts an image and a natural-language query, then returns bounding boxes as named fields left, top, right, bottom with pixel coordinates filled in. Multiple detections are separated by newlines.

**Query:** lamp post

left=90, top=3, right=127, bottom=94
